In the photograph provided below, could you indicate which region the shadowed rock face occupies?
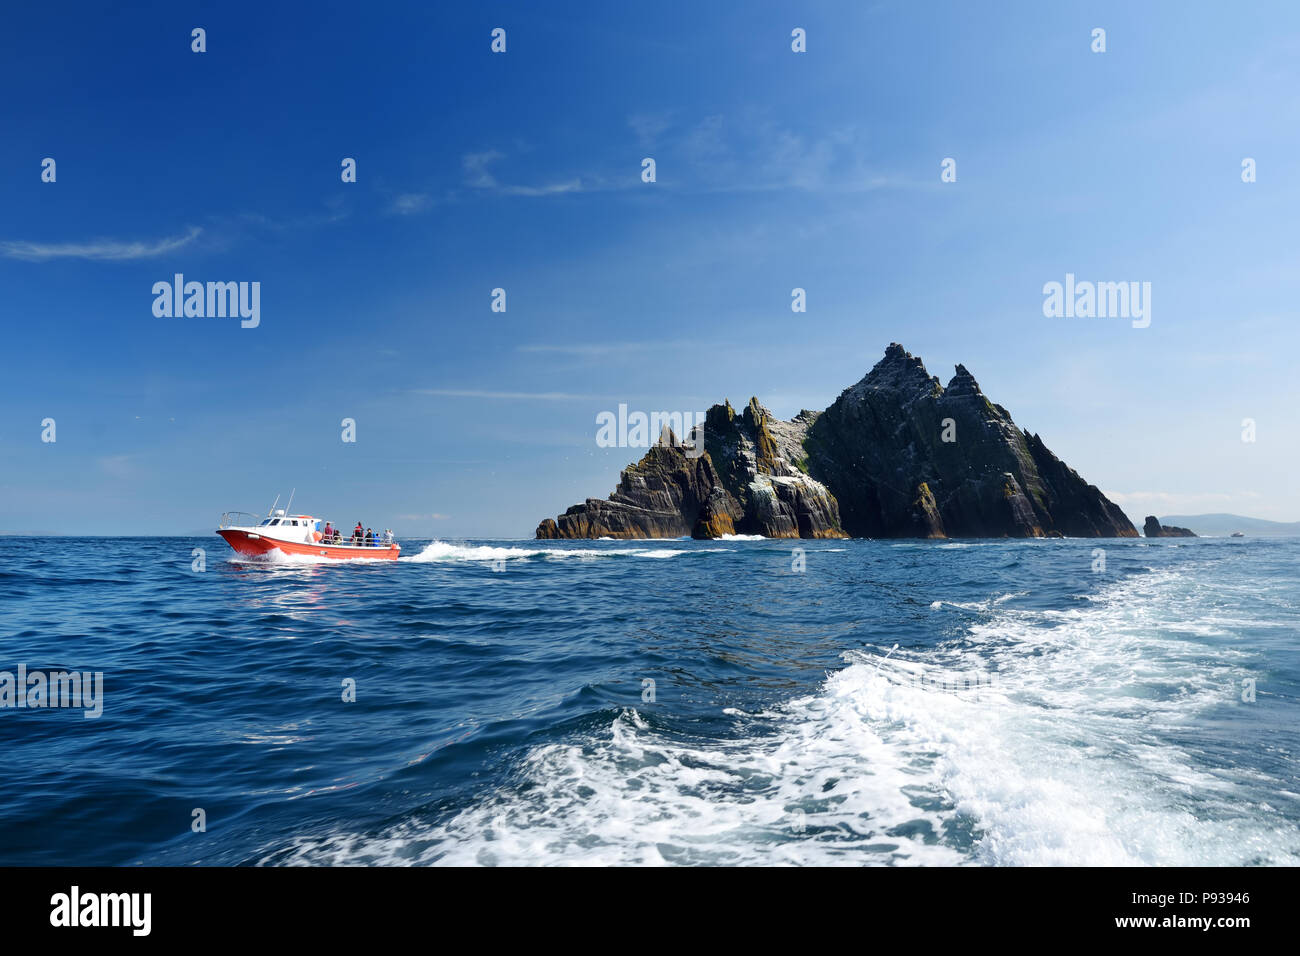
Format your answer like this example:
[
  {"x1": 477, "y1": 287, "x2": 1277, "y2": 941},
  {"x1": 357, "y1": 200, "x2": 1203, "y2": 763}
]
[
  {"x1": 535, "y1": 343, "x2": 1137, "y2": 540},
  {"x1": 535, "y1": 441, "x2": 741, "y2": 540},
  {"x1": 804, "y1": 344, "x2": 1136, "y2": 538},
  {"x1": 1143, "y1": 516, "x2": 1197, "y2": 538}
]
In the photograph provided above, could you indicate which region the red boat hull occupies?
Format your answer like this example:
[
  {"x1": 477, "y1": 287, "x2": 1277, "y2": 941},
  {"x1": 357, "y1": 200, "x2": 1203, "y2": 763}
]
[{"x1": 218, "y1": 529, "x2": 400, "y2": 560}]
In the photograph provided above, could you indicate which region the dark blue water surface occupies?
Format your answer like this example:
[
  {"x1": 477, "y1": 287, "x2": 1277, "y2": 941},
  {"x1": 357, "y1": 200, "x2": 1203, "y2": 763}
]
[{"x1": 1, "y1": 535, "x2": 1297, "y2": 865}]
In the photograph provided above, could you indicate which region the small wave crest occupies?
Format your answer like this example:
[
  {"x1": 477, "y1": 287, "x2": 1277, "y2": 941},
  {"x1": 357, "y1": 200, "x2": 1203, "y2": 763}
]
[
  {"x1": 401, "y1": 540, "x2": 721, "y2": 563},
  {"x1": 400, "y1": 541, "x2": 542, "y2": 563}
]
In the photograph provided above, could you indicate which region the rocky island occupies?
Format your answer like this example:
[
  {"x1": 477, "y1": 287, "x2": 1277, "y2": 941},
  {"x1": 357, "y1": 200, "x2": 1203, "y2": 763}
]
[
  {"x1": 536, "y1": 343, "x2": 1138, "y2": 540},
  {"x1": 1143, "y1": 516, "x2": 1197, "y2": 538}
]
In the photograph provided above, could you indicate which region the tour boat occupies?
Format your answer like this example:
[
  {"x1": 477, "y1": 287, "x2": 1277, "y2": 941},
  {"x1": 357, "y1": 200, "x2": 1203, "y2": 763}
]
[{"x1": 217, "y1": 498, "x2": 399, "y2": 560}]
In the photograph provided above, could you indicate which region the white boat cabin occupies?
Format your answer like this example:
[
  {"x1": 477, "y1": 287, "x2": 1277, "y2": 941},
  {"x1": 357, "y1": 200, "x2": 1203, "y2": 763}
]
[{"x1": 255, "y1": 511, "x2": 320, "y2": 543}]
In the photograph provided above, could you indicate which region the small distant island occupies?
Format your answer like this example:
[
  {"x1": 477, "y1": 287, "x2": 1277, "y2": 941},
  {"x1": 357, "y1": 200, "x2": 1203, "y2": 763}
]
[
  {"x1": 1143, "y1": 516, "x2": 1197, "y2": 538},
  {"x1": 537, "y1": 343, "x2": 1137, "y2": 540}
]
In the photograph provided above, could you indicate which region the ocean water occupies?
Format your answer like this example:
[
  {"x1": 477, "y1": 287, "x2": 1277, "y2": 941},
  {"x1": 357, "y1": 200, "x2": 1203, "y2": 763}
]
[{"x1": 1, "y1": 534, "x2": 1297, "y2": 866}]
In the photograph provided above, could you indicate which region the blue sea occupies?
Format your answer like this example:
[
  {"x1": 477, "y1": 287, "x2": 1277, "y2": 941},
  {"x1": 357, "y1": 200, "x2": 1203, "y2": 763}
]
[{"x1": 1, "y1": 534, "x2": 1297, "y2": 866}]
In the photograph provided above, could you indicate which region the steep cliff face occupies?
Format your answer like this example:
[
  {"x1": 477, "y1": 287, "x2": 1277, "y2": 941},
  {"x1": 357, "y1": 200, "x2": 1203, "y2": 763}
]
[
  {"x1": 803, "y1": 344, "x2": 1136, "y2": 538},
  {"x1": 535, "y1": 439, "x2": 742, "y2": 540},
  {"x1": 535, "y1": 343, "x2": 1137, "y2": 540},
  {"x1": 703, "y1": 399, "x2": 846, "y2": 539}
]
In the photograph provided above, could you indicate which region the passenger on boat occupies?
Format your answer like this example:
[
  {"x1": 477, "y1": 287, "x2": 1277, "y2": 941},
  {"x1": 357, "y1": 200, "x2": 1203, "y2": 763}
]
[
  {"x1": 353, "y1": 522, "x2": 363, "y2": 545},
  {"x1": 382, "y1": 529, "x2": 394, "y2": 545},
  {"x1": 323, "y1": 522, "x2": 334, "y2": 540},
  {"x1": 366, "y1": 528, "x2": 375, "y2": 546}
]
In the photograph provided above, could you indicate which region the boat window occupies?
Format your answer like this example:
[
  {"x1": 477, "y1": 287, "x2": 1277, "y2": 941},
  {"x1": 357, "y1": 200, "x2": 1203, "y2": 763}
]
[
  {"x1": 271, "y1": 519, "x2": 281, "y2": 526},
  {"x1": 260, "y1": 518, "x2": 272, "y2": 526}
]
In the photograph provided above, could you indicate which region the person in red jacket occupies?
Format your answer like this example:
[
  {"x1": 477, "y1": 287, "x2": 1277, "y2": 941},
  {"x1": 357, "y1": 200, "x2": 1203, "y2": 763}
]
[{"x1": 353, "y1": 522, "x2": 363, "y2": 545}]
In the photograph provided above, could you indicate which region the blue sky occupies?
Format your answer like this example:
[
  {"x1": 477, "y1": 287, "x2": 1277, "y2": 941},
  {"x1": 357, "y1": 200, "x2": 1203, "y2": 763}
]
[{"x1": 2, "y1": 1, "x2": 1298, "y2": 535}]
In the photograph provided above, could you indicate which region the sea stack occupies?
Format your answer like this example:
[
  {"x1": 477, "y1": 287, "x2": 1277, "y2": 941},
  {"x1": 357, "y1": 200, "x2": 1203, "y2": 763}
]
[
  {"x1": 1143, "y1": 516, "x2": 1197, "y2": 538},
  {"x1": 537, "y1": 343, "x2": 1138, "y2": 540}
]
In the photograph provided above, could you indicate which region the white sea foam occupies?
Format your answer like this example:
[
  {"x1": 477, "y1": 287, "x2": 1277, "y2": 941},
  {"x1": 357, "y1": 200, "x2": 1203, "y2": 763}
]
[
  {"x1": 400, "y1": 540, "x2": 710, "y2": 563},
  {"x1": 272, "y1": 698, "x2": 967, "y2": 866},
  {"x1": 929, "y1": 591, "x2": 1028, "y2": 612},
  {"x1": 862, "y1": 570, "x2": 1291, "y2": 865},
  {"x1": 400, "y1": 541, "x2": 543, "y2": 563}
]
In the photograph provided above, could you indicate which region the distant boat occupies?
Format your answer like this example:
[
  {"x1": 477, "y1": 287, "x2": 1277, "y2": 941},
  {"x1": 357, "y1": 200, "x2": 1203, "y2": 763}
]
[{"x1": 1231, "y1": 531, "x2": 1245, "y2": 538}]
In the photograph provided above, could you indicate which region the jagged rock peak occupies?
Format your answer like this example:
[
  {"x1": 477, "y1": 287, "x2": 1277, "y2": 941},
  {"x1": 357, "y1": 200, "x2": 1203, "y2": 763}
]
[
  {"x1": 742, "y1": 396, "x2": 772, "y2": 426},
  {"x1": 944, "y1": 363, "x2": 983, "y2": 399},
  {"x1": 705, "y1": 399, "x2": 736, "y2": 432},
  {"x1": 742, "y1": 397, "x2": 782, "y2": 473},
  {"x1": 856, "y1": 342, "x2": 941, "y2": 396}
]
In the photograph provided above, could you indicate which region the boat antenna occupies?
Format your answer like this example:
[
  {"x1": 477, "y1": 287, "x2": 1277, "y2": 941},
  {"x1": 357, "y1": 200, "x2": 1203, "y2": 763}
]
[
  {"x1": 285, "y1": 487, "x2": 296, "y2": 516},
  {"x1": 268, "y1": 493, "x2": 280, "y2": 517}
]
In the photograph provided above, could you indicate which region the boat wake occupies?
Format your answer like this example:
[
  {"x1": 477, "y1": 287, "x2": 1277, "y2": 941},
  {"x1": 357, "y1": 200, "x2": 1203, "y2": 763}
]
[
  {"x1": 400, "y1": 540, "x2": 728, "y2": 563},
  {"x1": 265, "y1": 561, "x2": 1299, "y2": 866}
]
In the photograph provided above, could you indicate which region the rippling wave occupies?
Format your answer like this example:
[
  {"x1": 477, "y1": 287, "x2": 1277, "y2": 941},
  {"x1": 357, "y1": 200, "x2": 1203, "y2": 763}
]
[{"x1": 0, "y1": 535, "x2": 1295, "y2": 866}]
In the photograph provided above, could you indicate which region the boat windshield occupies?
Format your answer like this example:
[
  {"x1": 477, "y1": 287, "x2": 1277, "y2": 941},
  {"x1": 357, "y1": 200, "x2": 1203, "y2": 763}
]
[{"x1": 260, "y1": 518, "x2": 273, "y2": 526}]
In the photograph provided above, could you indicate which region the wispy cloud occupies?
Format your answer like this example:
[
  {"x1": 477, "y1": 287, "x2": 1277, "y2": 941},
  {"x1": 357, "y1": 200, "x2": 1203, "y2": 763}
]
[
  {"x1": 504, "y1": 180, "x2": 583, "y2": 197},
  {"x1": 667, "y1": 113, "x2": 908, "y2": 194},
  {"x1": 628, "y1": 111, "x2": 673, "y2": 147},
  {"x1": 97, "y1": 454, "x2": 136, "y2": 479},
  {"x1": 235, "y1": 202, "x2": 350, "y2": 232},
  {"x1": 460, "y1": 116, "x2": 895, "y2": 203},
  {"x1": 462, "y1": 149, "x2": 504, "y2": 187},
  {"x1": 397, "y1": 512, "x2": 450, "y2": 521},
  {"x1": 462, "y1": 150, "x2": 583, "y2": 196},
  {"x1": 1, "y1": 226, "x2": 203, "y2": 262},
  {"x1": 516, "y1": 340, "x2": 697, "y2": 357},
  {"x1": 411, "y1": 388, "x2": 597, "y2": 401},
  {"x1": 388, "y1": 193, "x2": 432, "y2": 215}
]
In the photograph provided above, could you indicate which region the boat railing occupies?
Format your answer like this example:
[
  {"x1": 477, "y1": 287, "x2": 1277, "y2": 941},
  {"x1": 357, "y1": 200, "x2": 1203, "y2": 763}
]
[
  {"x1": 218, "y1": 511, "x2": 263, "y2": 529},
  {"x1": 319, "y1": 532, "x2": 397, "y2": 548}
]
